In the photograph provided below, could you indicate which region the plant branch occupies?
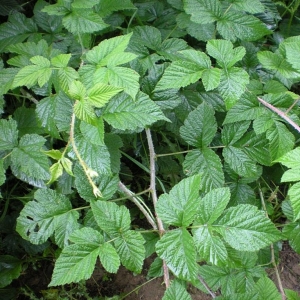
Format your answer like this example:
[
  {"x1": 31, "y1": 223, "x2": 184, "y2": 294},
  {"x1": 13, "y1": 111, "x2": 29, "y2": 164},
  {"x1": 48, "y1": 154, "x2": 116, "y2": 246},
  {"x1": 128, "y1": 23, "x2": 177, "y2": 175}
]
[
  {"x1": 118, "y1": 182, "x2": 157, "y2": 230},
  {"x1": 258, "y1": 184, "x2": 286, "y2": 300},
  {"x1": 20, "y1": 88, "x2": 39, "y2": 105},
  {"x1": 145, "y1": 128, "x2": 170, "y2": 288},
  {"x1": 257, "y1": 97, "x2": 300, "y2": 134},
  {"x1": 198, "y1": 275, "x2": 217, "y2": 298},
  {"x1": 70, "y1": 109, "x2": 102, "y2": 198}
]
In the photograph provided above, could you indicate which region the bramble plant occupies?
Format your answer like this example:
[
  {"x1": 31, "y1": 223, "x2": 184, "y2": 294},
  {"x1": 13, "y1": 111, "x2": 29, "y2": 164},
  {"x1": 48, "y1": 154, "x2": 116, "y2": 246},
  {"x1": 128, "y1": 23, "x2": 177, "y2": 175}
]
[{"x1": 0, "y1": 0, "x2": 300, "y2": 299}]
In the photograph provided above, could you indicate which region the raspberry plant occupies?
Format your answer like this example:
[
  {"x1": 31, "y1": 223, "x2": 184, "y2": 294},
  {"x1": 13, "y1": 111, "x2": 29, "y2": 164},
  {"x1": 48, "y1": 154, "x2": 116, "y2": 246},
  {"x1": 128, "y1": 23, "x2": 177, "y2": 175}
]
[{"x1": 0, "y1": 0, "x2": 300, "y2": 299}]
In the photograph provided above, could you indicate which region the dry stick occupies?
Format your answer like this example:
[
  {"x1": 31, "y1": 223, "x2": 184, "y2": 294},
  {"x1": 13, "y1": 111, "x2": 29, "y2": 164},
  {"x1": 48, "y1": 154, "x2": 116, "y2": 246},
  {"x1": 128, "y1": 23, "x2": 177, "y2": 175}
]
[
  {"x1": 257, "y1": 97, "x2": 300, "y2": 134},
  {"x1": 198, "y1": 275, "x2": 217, "y2": 298},
  {"x1": 118, "y1": 182, "x2": 157, "y2": 230},
  {"x1": 258, "y1": 185, "x2": 286, "y2": 300},
  {"x1": 145, "y1": 128, "x2": 170, "y2": 288}
]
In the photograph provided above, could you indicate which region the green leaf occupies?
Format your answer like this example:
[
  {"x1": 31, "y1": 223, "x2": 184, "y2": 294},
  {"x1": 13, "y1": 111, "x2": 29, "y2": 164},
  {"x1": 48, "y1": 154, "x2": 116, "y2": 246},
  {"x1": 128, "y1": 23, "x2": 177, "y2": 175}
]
[
  {"x1": 216, "y1": 204, "x2": 280, "y2": 251},
  {"x1": 60, "y1": 157, "x2": 74, "y2": 176},
  {"x1": 56, "y1": 67, "x2": 79, "y2": 93},
  {"x1": 162, "y1": 280, "x2": 192, "y2": 300},
  {"x1": 91, "y1": 200, "x2": 131, "y2": 236},
  {"x1": 285, "y1": 289, "x2": 300, "y2": 300},
  {"x1": 43, "y1": 150, "x2": 62, "y2": 160},
  {"x1": 114, "y1": 231, "x2": 144, "y2": 273},
  {"x1": 0, "y1": 256, "x2": 22, "y2": 288},
  {"x1": 0, "y1": 159, "x2": 5, "y2": 186},
  {"x1": 207, "y1": 40, "x2": 246, "y2": 69},
  {"x1": 183, "y1": 148, "x2": 225, "y2": 192},
  {"x1": 221, "y1": 121, "x2": 251, "y2": 146},
  {"x1": 87, "y1": 84, "x2": 123, "y2": 108},
  {"x1": 0, "y1": 68, "x2": 18, "y2": 95},
  {"x1": 254, "y1": 276, "x2": 281, "y2": 300},
  {"x1": 183, "y1": 0, "x2": 222, "y2": 24},
  {"x1": 156, "y1": 175, "x2": 201, "y2": 226},
  {"x1": 103, "y1": 92, "x2": 169, "y2": 131},
  {"x1": 283, "y1": 222, "x2": 300, "y2": 253},
  {"x1": 11, "y1": 134, "x2": 50, "y2": 187},
  {"x1": 275, "y1": 147, "x2": 300, "y2": 168},
  {"x1": 13, "y1": 56, "x2": 52, "y2": 88},
  {"x1": 16, "y1": 188, "x2": 79, "y2": 246},
  {"x1": 49, "y1": 228, "x2": 103, "y2": 286},
  {"x1": 80, "y1": 120, "x2": 104, "y2": 146},
  {"x1": 227, "y1": 0, "x2": 265, "y2": 14},
  {"x1": 266, "y1": 121, "x2": 295, "y2": 161},
  {"x1": 96, "y1": 0, "x2": 136, "y2": 17},
  {"x1": 218, "y1": 67, "x2": 249, "y2": 109},
  {"x1": 73, "y1": 100, "x2": 97, "y2": 124},
  {"x1": 288, "y1": 182, "x2": 300, "y2": 221},
  {"x1": 0, "y1": 119, "x2": 18, "y2": 151},
  {"x1": 48, "y1": 162, "x2": 63, "y2": 184},
  {"x1": 281, "y1": 168, "x2": 300, "y2": 182},
  {"x1": 0, "y1": 12, "x2": 38, "y2": 53},
  {"x1": 180, "y1": 102, "x2": 217, "y2": 147},
  {"x1": 68, "y1": 80, "x2": 86, "y2": 101},
  {"x1": 148, "y1": 257, "x2": 163, "y2": 278},
  {"x1": 156, "y1": 228, "x2": 198, "y2": 281},
  {"x1": 98, "y1": 243, "x2": 120, "y2": 274},
  {"x1": 217, "y1": 12, "x2": 271, "y2": 42},
  {"x1": 202, "y1": 68, "x2": 221, "y2": 91},
  {"x1": 285, "y1": 41, "x2": 300, "y2": 70},
  {"x1": 51, "y1": 53, "x2": 71, "y2": 68}
]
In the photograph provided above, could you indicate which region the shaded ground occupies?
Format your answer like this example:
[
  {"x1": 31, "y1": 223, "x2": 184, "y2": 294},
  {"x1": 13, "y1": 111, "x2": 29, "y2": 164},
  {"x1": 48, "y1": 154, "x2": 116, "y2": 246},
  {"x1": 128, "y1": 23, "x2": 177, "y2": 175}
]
[{"x1": 12, "y1": 244, "x2": 300, "y2": 299}]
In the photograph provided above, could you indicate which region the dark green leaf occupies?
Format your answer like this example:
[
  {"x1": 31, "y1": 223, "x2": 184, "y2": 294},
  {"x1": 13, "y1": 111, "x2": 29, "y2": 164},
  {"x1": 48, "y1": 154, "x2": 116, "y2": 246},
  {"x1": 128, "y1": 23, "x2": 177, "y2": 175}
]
[
  {"x1": 0, "y1": 119, "x2": 18, "y2": 151},
  {"x1": 163, "y1": 280, "x2": 192, "y2": 300}
]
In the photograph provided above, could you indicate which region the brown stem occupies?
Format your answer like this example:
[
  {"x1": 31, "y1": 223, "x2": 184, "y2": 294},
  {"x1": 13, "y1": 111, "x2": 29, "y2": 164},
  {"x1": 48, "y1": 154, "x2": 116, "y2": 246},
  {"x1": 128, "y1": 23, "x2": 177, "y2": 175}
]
[
  {"x1": 145, "y1": 128, "x2": 170, "y2": 288},
  {"x1": 198, "y1": 275, "x2": 217, "y2": 298}
]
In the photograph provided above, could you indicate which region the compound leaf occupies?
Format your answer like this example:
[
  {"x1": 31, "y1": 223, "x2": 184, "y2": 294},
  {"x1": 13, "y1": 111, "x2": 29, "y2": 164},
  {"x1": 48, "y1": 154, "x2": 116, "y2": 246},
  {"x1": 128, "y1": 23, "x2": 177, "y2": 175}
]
[
  {"x1": 99, "y1": 243, "x2": 120, "y2": 274},
  {"x1": 156, "y1": 175, "x2": 201, "y2": 227},
  {"x1": 156, "y1": 228, "x2": 198, "y2": 281},
  {"x1": 162, "y1": 280, "x2": 192, "y2": 300},
  {"x1": 255, "y1": 276, "x2": 282, "y2": 300},
  {"x1": 202, "y1": 67, "x2": 221, "y2": 91}
]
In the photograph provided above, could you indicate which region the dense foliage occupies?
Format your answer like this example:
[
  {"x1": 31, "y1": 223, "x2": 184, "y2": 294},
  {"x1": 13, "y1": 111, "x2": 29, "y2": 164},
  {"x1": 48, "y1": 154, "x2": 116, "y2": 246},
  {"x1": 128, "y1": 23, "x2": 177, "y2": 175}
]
[{"x1": 0, "y1": 0, "x2": 300, "y2": 299}]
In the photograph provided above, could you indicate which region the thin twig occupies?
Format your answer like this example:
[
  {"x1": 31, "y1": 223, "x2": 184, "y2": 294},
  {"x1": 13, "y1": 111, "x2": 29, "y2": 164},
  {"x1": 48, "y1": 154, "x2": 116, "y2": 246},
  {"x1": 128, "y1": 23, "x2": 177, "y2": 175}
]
[
  {"x1": 257, "y1": 97, "x2": 300, "y2": 134},
  {"x1": 145, "y1": 128, "x2": 170, "y2": 288},
  {"x1": 118, "y1": 182, "x2": 157, "y2": 230},
  {"x1": 258, "y1": 184, "x2": 286, "y2": 300},
  {"x1": 20, "y1": 88, "x2": 39, "y2": 105},
  {"x1": 198, "y1": 275, "x2": 217, "y2": 298}
]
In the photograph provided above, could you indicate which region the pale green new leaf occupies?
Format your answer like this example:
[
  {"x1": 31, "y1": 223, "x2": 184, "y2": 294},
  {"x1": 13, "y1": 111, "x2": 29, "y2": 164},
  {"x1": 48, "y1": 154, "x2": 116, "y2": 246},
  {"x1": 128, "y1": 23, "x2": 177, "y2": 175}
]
[
  {"x1": 255, "y1": 276, "x2": 282, "y2": 300},
  {"x1": 49, "y1": 228, "x2": 103, "y2": 286},
  {"x1": 73, "y1": 100, "x2": 97, "y2": 124},
  {"x1": 223, "y1": 146, "x2": 258, "y2": 178},
  {"x1": 91, "y1": 200, "x2": 131, "y2": 236},
  {"x1": 183, "y1": 148, "x2": 224, "y2": 192},
  {"x1": 216, "y1": 204, "x2": 280, "y2": 251},
  {"x1": 218, "y1": 67, "x2": 249, "y2": 109},
  {"x1": 68, "y1": 80, "x2": 86, "y2": 101},
  {"x1": 0, "y1": 119, "x2": 18, "y2": 151},
  {"x1": 114, "y1": 230, "x2": 145, "y2": 273},
  {"x1": 281, "y1": 168, "x2": 300, "y2": 182},
  {"x1": 156, "y1": 228, "x2": 198, "y2": 281},
  {"x1": 156, "y1": 175, "x2": 201, "y2": 226},
  {"x1": 197, "y1": 188, "x2": 230, "y2": 224},
  {"x1": 285, "y1": 41, "x2": 300, "y2": 70},
  {"x1": 206, "y1": 40, "x2": 246, "y2": 69},
  {"x1": 183, "y1": 0, "x2": 222, "y2": 24},
  {"x1": 285, "y1": 289, "x2": 300, "y2": 300},
  {"x1": 87, "y1": 84, "x2": 123, "y2": 108},
  {"x1": 275, "y1": 147, "x2": 300, "y2": 168},
  {"x1": 193, "y1": 226, "x2": 228, "y2": 265},
  {"x1": 103, "y1": 92, "x2": 169, "y2": 131},
  {"x1": 60, "y1": 157, "x2": 73, "y2": 176},
  {"x1": 11, "y1": 134, "x2": 50, "y2": 187},
  {"x1": 62, "y1": 9, "x2": 108, "y2": 34},
  {"x1": 13, "y1": 56, "x2": 52, "y2": 88},
  {"x1": 217, "y1": 12, "x2": 271, "y2": 42},
  {"x1": 162, "y1": 280, "x2": 192, "y2": 300},
  {"x1": 288, "y1": 182, "x2": 300, "y2": 221},
  {"x1": 51, "y1": 53, "x2": 71, "y2": 68},
  {"x1": 202, "y1": 68, "x2": 221, "y2": 91},
  {"x1": 266, "y1": 121, "x2": 295, "y2": 161},
  {"x1": 99, "y1": 243, "x2": 120, "y2": 273},
  {"x1": 180, "y1": 102, "x2": 217, "y2": 147},
  {"x1": 56, "y1": 67, "x2": 79, "y2": 93},
  {"x1": 48, "y1": 162, "x2": 63, "y2": 184},
  {"x1": 16, "y1": 188, "x2": 79, "y2": 246}
]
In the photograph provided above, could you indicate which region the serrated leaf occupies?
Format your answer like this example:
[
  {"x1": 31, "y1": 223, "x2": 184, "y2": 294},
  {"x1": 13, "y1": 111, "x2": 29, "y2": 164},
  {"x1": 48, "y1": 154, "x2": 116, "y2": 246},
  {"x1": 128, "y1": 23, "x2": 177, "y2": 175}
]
[
  {"x1": 223, "y1": 146, "x2": 258, "y2": 178},
  {"x1": 56, "y1": 67, "x2": 79, "y2": 93},
  {"x1": 53, "y1": 92, "x2": 73, "y2": 132},
  {"x1": 114, "y1": 230, "x2": 145, "y2": 273},
  {"x1": 216, "y1": 204, "x2": 280, "y2": 251},
  {"x1": 99, "y1": 243, "x2": 120, "y2": 273},
  {"x1": 103, "y1": 92, "x2": 169, "y2": 130},
  {"x1": 0, "y1": 256, "x2": 22, "y2": 288},
  {"x1": 266, "y1": 121, "x2": 295, "y2": 161},
  {"x1": 255, "y1": 276, "x2": 281, "y2": 300},
  {"x1": 11, "y1": 134, "x2": 50, "y2": 187},
  {"x1": 202, "y1": 68, "x2": 221, "y2": 91},
  {"x1": 180, "y1": 102, "x2": 217, "y2": 147},
  {"x1": 51, "y1": 53, "x2": 71, "y2": 67},
  {"x1": 105, "y1": 133, "x2": 123, "y2": 173},
  {"x1": 68, "y1": 80, "x2": 86, "y2": 101},
  {"x1": 80, "y1": 120, "x2": 104, "y2": 146},
  {"x1": 0, "y1": 12, "x2": 38, "y2": 53},
  {"x1": 62, "y1": 9, "x2": 108, "y2": 34},
  {"x1": 183, "y1": 148, "x2": 224, "y2": 192},
  {"x1": 217, "y1": 12, "x2": 271, "y2": 42},
  {"x1": 0, "y1": 68, "x2": 18, "y2": 95},
  {"x1": 283, "y1": 222, "x2": 300, "y2": 253},
  {"x1": 162, "y1": 280, "x2": 192, "y2": 300},
  {"x1": 60, "y1": 157, "x2": 74, "y2": 176},
  {"x1": 156, "y1": 175, "x2": 201, "y2": 226},
  {"x1": 221, "y1": 121, "x2": 251, "y2": 146},
  {"x1": 228, "y1": 0, "x2": 265, "y2": 14},
  {"x1": 49, "y1": 228, "x2": 103, "y2": 286},
  {"x1": 218, "y1": 67, "x2": 249, "y2": 109},
  {"x1": 285, "y1": 41, "x2": 300, "y2": 70},
  {"x1": 87, "y1": 83, "x2": 123, "y2": 108},
  {"x1": 48, "y1": 162, "x2": 63, "y2": 184},
  {"x1": 207, "y1": 40, "x2": 246, "y2": 69},
  {"x1": 148, "y1": 257, "x2": 163, "y2": 278},
  {"x1": 281, "y1": 168, "x2": 300, "y2": 182},
  {"x1": 285, "y1": 289, "x2": 300, "y2": 300},
  {"x1": 156, "y1": 228, "x2": 198, "y2": 281},
  {"x1": 288, "y1": 182, "x2": 300, "y2": 221},
  {"x1": 43, "y1": 149, "x2": 62, "y2": 160},
  {"x1": 97, "y1": 0, "x2": 136, "y2": 17},
  {"x1": 183, "y1": 0, "x2": 222, "y2": 24},
  {"x1": 73, "y1": 100, "x2": 96, "y2": 124},
  {"x1": 193, "y1": 226, "x2": 228, "y2": 265},
  {"x1": 275, "y1": 147, "x2": 300, "y2": 168},
  {"x1": 16, "y1": 188, "x2": 79, "y2": 246},
  {"x1": 91, "y1": 200, "x2": 130, "y2": 236},
  {"x1": 0, "y1": 119, "x2": 18, "y2": 151}
]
